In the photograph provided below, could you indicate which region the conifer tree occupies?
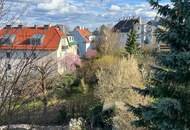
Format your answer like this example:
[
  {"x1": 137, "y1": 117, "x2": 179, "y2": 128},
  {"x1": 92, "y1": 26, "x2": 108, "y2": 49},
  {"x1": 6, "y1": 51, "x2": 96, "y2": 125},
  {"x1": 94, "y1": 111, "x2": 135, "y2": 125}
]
[
  {"x1": 129, "y1": 0, "x2": 190, "y2": 129},
  {"x1": 125, "y1": 29, "x2": 139, "y2": 55}
]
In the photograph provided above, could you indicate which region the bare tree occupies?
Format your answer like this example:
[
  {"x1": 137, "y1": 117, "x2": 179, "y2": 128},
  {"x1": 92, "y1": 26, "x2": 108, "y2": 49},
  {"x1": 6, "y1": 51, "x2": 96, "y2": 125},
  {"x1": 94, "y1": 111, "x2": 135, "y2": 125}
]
[
  {"x1": 32, "y1": 59, "x2": 57, "y2": 118},
  {"x1": 94, "y1": 25, "x2": 120, "y2": 55},
  {"x1": 0, "y1": 2, "x2": 59, "y2": 123},
  {"x1": 0, "y1": 51, "x2": 39, "y2": 123}
]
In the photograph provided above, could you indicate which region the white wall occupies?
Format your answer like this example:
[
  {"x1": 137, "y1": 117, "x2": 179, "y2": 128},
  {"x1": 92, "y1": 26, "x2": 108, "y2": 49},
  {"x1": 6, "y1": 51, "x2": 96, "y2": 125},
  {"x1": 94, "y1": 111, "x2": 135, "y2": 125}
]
[
  {"x1": 0, "y1": 37, "x2": 78, "y2": 75},
  {"x1": 145, "y1": 25, "x2": 157, "y2": 44},
  {"x1": 56, "y1": 37, "x2": 77, "y2": 74},
  {"x1": 0, "y1": 50, "x2": 57, "y2": 78},
  {"x1": 119, "y1": 23, "x2": 155, "y2": 46}
]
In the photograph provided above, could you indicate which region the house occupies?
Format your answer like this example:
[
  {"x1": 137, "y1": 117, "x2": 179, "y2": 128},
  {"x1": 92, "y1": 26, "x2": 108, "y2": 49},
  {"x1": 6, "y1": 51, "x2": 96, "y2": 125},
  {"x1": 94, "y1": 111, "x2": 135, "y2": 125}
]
[
  {"x1": 72, "y1": 26, "x2": 95, "y2": 57},
  {"x1": 145, "y1": 20, "x2": 159, "y2": 44},
  {"x1": 66, "y1": 34, "x2": 78, "y2": 54},
  {"x1": 145, "y1": 19, "x2": 169, "y2": 51},
  {"x1": 0, "y1": 24, "x2": 78, "y2": 74},
  {"x1": 113, "y1": 17, "x2": 146, "y2": 47}
]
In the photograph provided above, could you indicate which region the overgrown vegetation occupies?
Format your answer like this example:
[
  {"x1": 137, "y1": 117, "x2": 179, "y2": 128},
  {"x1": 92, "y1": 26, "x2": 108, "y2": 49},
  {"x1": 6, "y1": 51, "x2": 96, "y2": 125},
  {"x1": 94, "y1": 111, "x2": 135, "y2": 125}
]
[
  {"x1": 2, "y1": 1, "x2": 189, "y2": 130},
  {"x1": 0, "y1": 22, "x2": 154, "y2": 129},
  {"x1": 95, "y1": 55, "x2": 146, "y2": 129},
  {"x1": 129, "y1": 0, "x2": 190, "y2": 130}
]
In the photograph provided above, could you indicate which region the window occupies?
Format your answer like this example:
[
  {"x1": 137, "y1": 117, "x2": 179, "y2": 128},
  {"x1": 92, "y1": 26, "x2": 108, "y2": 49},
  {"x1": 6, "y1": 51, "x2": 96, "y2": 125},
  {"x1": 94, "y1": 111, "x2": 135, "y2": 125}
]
[
  {"x1": 23, "y1": 52, "x2": 27, "y2": 58},
  {"x1": 7, "y1": 64, "x2": 11, "y2": 70},
  {"x1": 6, "y1": 52, "x2": 11, "y2": 58},
  {"x1": 29, "y1": 34, "x2": 45, "y2": 45},
  {"x1": 0, "y1": 34, "x2": 16, "y2": 45},
  {"x1": 77, "y1": 48, "x2": 80, "y2": 55},
  {"x1": 32, "y1": 52, "x2": 37, "y2": 58},
  {"x1": 62, "y1": 46, "x2": 68, "y2": 51}
]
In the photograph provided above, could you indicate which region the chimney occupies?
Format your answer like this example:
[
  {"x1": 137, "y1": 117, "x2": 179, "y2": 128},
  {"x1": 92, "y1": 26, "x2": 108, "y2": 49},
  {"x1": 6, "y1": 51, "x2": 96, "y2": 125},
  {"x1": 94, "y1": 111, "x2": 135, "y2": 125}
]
[
  {"x1": 5, "y1": 25, "x2": 12, "y2": 29},
  {"x1": 34, "y1": 24, "x2": 38, "y2": 29},
  {"x1": 79, "y1": 26, "x2": 85, "y2": 29},
  {"x1": 139, "y1": 17, "x2": 142, "y2": 24},
  {"x1": 56, "y1": 24, "x2": 66, "y2": 33},
  {"x1": 18, "y1": 24, "x2": 23, "y2": 29},
  {"x1": 44, "y1": 24, "x2": 51, "y2": 29}
]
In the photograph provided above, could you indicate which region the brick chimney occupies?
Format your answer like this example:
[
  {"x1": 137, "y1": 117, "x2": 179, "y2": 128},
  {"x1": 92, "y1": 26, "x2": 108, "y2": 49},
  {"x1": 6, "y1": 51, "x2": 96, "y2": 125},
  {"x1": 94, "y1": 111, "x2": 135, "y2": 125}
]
[
  {"x1": 5, "y1": 25, "x2": 12, "y2": 29},
  {"x1": 18, "y1": 24, "x2": 23, "y2": 29},
  {"x1": 34, "y1": 24, "x2": 38, "y2": 29},
  {"x1": 44, "y1": 24, "x2": 51, "y2": 29}
]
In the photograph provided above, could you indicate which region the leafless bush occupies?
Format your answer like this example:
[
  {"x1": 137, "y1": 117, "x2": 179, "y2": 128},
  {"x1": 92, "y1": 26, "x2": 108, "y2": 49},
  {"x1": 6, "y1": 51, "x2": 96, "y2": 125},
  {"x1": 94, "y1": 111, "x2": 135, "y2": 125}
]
[
  {"x1": 0, "y1": 51, "x2": 38, "y2": 123},
  {"x1": 95, "y1": 56, "x2": 143, "y2": 103},
  {"x1": 31, "y1": 59, "x2": 58, "y2": 118},
  {"x1": 95, "y1": 55, "x2": 148, "y2": 129},
  {"x1": 94, "y1": 25, "x2": 120, "y2": 55}
]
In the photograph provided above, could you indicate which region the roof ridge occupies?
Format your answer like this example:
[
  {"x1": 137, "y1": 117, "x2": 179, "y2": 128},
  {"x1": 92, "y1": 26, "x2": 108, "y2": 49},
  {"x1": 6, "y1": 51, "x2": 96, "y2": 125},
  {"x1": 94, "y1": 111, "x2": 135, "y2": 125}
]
[{"x1": 53, "y1": 26, "x2": 64, "y2": 38}]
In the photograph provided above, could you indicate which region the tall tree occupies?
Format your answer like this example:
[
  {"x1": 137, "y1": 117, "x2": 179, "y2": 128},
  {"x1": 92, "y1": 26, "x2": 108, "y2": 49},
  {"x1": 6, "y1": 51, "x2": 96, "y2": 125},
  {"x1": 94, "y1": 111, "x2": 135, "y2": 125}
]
[
  {"x1": 125, "y1": 29, "x2": 139, "y2": 56},
  {"x1": 129, "y1": 0, "x2": 190, "y2": 129},
  {"x1": 95, "y1": 25, "x2": 120, "y2": 55}
]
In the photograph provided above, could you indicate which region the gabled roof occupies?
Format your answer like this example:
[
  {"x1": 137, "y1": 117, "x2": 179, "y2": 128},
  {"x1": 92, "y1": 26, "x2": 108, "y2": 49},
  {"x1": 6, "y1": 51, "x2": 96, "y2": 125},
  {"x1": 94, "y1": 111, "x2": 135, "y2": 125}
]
[
  {"x1": 76, "y1": 28, "x2": 91, "y2": 43},
  {"x1": 113, "y1": 18, "x2": 140, "y2": 33},
  {"x1": 0, "y1": 26, "x2": 64, "y2": 50}
]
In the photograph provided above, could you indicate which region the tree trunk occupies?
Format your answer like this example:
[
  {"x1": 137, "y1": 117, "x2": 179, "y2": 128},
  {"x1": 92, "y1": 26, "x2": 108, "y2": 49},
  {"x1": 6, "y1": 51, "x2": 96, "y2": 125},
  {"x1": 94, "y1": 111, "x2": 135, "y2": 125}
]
[
  {"x1": 43, "y1": 95, "x2": 48, "y2": 115},
  {"x1": 41, "y1": 76, "x2": 48, "y2": 123}
]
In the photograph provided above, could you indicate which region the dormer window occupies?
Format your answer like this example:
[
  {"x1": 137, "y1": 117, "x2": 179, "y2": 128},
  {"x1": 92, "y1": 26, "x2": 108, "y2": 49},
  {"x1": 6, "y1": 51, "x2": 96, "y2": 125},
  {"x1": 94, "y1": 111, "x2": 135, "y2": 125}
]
[
  {"x1": 0, "y1": 34, "x2": 16, "y2": 45},
  {"x1": 29, "y1": 34, "x2": 45, "y2": 45}
]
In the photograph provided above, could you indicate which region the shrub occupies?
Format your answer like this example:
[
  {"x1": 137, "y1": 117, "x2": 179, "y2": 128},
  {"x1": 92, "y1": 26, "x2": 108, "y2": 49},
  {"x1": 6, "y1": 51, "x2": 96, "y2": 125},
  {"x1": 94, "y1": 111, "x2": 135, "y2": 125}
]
[
  {"x1": 58, "y1": 53, "x2": 81, "y2": 72},
  {"x1": 95, "y1": 56, "x2": 143, "y2": 103},
  {"x1": 95, "y1": 56, "x2": 147, "y2": 129}
]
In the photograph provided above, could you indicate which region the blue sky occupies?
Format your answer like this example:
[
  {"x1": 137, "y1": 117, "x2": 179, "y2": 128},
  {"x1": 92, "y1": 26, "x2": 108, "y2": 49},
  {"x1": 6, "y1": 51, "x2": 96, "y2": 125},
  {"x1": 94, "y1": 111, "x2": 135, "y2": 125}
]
[{"x1": 4, "y1": 0, "x2": 170, "y2": 30}]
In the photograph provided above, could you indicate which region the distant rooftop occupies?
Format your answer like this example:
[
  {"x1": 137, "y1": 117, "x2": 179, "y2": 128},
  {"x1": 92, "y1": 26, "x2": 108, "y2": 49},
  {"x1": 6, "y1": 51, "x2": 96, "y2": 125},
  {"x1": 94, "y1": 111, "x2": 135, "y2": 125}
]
[{"x1": 113, "y1": 17, "x2": 141, "y2": 33}]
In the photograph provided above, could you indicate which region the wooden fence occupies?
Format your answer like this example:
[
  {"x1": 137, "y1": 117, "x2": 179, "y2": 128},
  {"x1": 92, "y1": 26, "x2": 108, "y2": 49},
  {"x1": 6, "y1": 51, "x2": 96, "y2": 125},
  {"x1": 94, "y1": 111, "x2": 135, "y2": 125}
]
[{"x1": 158, "y1": 44, "x2": 170, "y2": 51}]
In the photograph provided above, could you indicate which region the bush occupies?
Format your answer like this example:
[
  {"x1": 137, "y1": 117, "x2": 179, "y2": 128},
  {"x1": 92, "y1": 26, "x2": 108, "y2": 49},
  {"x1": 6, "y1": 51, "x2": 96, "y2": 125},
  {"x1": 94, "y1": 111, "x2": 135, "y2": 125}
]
[
  {"x1": 95, "y1": 55, "x2": 147, "y2": 129},
  {"x1": 95, "y1": 56, "x2": 144, "y2": 103}
]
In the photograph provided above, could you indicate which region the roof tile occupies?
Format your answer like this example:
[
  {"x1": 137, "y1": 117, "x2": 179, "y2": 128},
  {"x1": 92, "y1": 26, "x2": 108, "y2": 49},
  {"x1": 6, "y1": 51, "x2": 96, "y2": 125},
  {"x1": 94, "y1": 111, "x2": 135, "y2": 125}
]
[{"x1": 0, "y1": 26, "x2": 64, "y2": 50}]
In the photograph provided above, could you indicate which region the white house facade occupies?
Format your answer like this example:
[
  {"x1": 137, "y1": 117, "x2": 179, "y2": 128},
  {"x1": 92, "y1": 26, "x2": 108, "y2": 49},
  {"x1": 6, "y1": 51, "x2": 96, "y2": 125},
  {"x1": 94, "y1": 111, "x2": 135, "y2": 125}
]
[
  {"x1": 0, "y1": 25, "x2": 78, "y2": 74},
  {"x1": 113, "y1": 17, "x2": 162, "y2": 47}
]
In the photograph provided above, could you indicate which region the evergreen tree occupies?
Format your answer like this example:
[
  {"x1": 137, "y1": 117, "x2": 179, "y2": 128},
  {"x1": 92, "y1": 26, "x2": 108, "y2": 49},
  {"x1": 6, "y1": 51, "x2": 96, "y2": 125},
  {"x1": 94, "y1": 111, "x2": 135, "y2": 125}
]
[
  {"x1": 125, "y1": 29, "x2": 139, "y2": 55},
  {"x1": 129, "y1": 0, "x2": 190, "y2": 129}
]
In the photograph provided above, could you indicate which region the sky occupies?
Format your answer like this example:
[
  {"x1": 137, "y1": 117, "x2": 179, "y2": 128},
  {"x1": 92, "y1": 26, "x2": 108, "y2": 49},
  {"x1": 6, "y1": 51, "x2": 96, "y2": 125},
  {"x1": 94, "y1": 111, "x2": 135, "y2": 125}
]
[{"x1": 4, "y1": 0, "x2": 170, "y2": 30}]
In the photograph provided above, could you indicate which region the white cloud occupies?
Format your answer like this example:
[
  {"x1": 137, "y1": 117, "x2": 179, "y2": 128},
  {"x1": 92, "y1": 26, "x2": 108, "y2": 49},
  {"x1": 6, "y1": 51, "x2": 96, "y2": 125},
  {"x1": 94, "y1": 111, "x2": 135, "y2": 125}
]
[
  {"x1": 37, "y1": 0, "x2": 79, "y2": 14},
  {"x1": 109, "y1": 5, "x2": 121, "y2": 12},
  {"x1": 37, "y1": 0, "x2": 61, "y2": 10},
  {"x1": 4, "y1": 0, "x2": 162, "y2": 29},
  {"x1": 143, "y1": 11, "x2": 157, "y2": 18}
]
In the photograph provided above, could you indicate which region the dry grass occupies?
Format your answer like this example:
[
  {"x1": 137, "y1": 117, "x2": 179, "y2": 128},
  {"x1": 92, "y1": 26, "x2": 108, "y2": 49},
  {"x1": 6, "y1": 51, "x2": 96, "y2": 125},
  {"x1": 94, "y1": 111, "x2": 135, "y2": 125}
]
[
  {"x1": 95, "y1": 55, "x2": 148, "y2": 130},
  {"x1": 141, "y1": 43, "x2": 158, "y2": 54},
  {"x1": 95, "y1": 55, "x2": 144, "y2": 104}
]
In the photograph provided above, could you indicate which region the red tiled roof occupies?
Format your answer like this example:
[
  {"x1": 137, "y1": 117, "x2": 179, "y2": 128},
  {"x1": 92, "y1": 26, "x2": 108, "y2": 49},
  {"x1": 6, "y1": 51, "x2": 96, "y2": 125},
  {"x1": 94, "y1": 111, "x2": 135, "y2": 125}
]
[
  {"x1": 0, "y1": 26, "x2": 64, "y2": 50},
  {"x1": 77, "y1": 28, "x2": 91, "y2": 43}
]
